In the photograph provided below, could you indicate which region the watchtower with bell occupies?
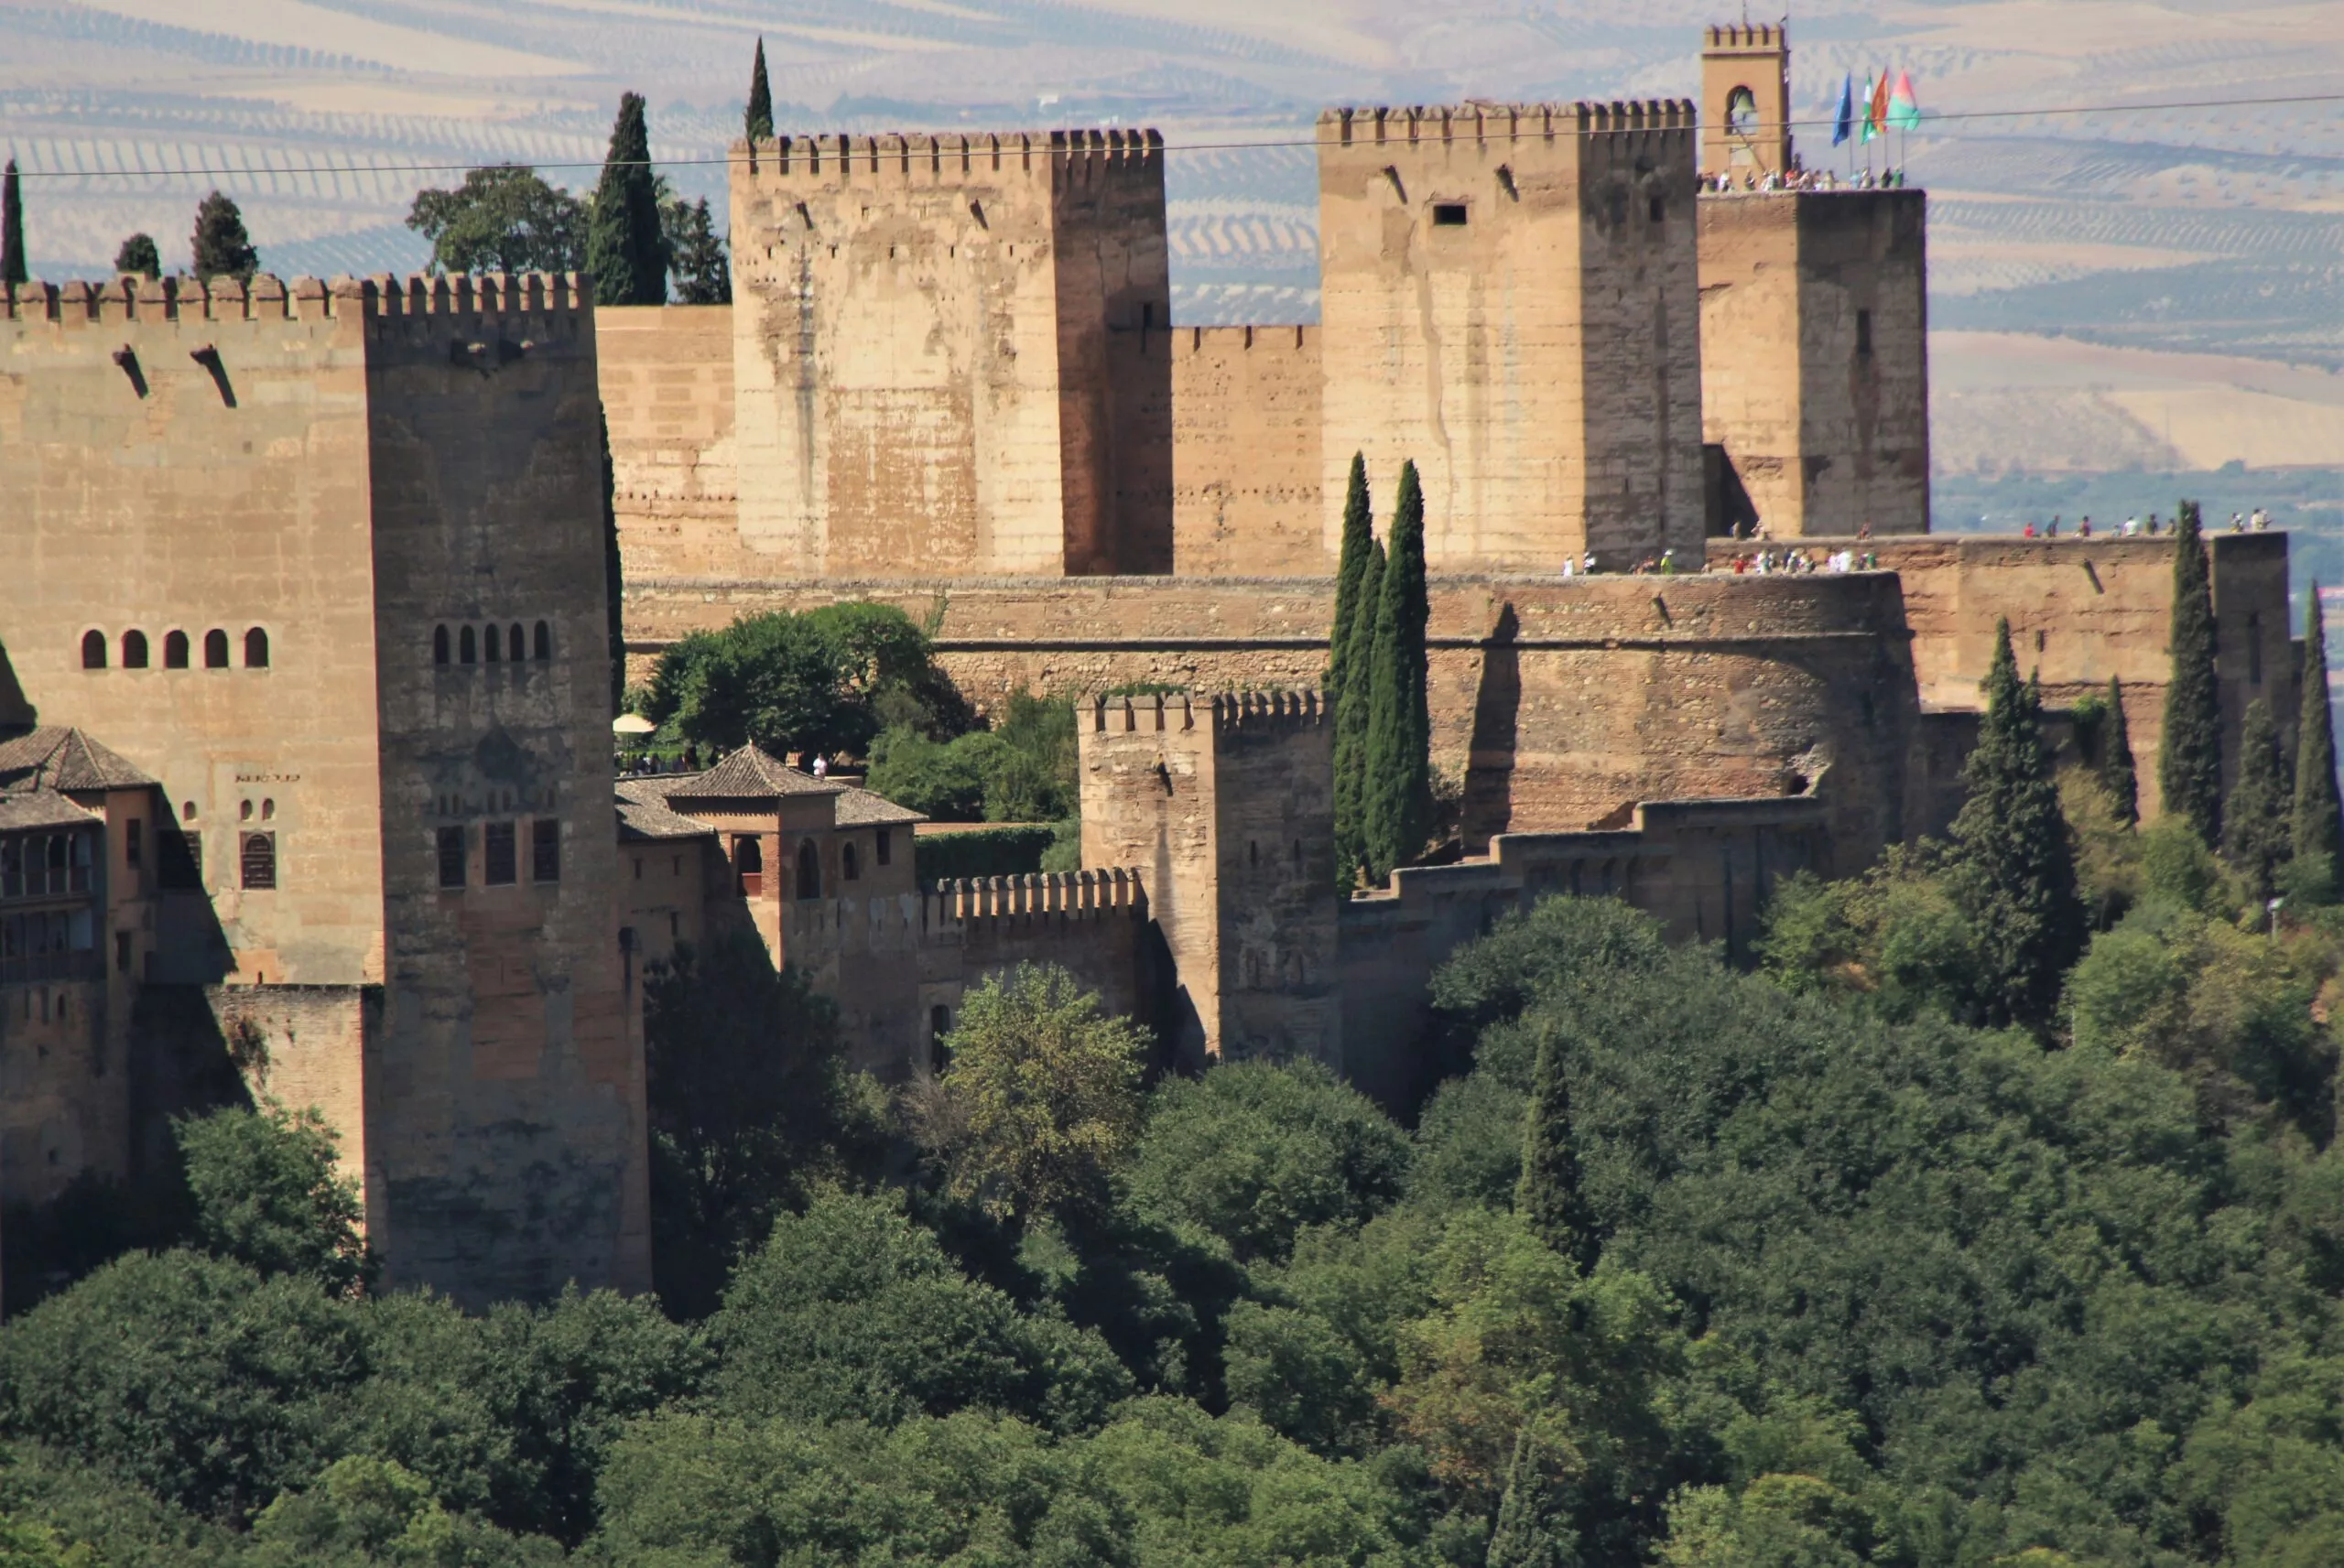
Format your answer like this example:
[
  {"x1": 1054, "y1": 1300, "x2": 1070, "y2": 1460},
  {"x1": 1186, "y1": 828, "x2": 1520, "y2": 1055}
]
[{"x1": 1701, "y1": 23, "x2": 1794, "y2": 179}]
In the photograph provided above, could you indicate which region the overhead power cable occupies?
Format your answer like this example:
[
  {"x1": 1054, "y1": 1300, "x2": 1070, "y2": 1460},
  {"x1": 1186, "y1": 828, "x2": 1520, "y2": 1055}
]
[{"x1": 5, "y1": 88, "x2": 2342, "y2": 181}]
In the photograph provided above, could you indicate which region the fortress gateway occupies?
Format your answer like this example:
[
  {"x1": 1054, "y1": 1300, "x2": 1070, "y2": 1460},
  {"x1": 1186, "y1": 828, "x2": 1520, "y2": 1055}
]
[{"x1": 0, "y1": 27, "x2": 2300, "y2": 1302}]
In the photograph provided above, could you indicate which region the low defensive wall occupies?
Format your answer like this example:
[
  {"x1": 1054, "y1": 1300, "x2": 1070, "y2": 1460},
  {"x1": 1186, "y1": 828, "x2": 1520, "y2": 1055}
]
[
  {"x1": 1339, "y1": 795, "x2": 1826, "y2": 1108},
  {"x1": 1713, "y1": 531, "x2": 2299, "y2": 815},
  {"x1": 632, "y1": 570, "x2": 1919, "y2": 876}
]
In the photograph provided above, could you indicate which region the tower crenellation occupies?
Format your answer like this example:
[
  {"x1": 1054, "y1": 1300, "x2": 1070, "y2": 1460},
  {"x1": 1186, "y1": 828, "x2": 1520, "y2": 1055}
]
[
  {"x1": 737, "y1": 127, "x2": 1162, "y2": 188},
  {"x1": 4, "y1": 271, "x2": 591, "y2": 328}
]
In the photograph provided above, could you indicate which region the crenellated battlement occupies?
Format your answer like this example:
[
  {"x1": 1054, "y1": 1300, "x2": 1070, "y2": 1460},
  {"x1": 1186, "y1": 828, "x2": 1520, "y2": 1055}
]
[
  {"x1": 1087, "y1": 689, "x2": 1327, "y2": 735},
  {"x1": 4, "y1": 271, "x2": 589, "y2": 326},
  {"x1": 1170, "y1": 324, "x2": 1314, "y2": 358},
  {"x1": 922, "y1": 868, "x2": 1147, "y2": 929},
  {"x1": 1705, "y1": 22, "x2": 1786, "y2": 49},
  {"x1": 1317, "y1": 100, "x2": 1698, "y2": 146},
  {"x1": 737, "y1": 127, "x2": 1162, "y2": 188}
]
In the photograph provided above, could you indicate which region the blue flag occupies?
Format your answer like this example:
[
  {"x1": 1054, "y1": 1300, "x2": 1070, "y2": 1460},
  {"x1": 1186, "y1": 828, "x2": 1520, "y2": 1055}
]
[{"x1": 1833, "y1": 71, "x2": 1855, "y2": 146}]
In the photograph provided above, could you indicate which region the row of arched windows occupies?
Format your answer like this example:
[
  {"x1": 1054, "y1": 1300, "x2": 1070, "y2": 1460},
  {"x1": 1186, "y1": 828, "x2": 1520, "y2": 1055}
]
[
  {"x1": 434, "y1": 622, "x2": 553, "y2": 666},
  {"x1": 81, "y1": 628, "x2": 267, "y2": 671}
]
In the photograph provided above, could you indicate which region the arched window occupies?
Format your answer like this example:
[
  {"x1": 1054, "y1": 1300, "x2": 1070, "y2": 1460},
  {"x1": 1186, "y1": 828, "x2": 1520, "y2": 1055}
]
[
  {"x1": 796, "y1": 839, "x2": 820, "y2": 901},
  {"x1": 485, "y1": 623, "x2": 502, "y2": 663},
  {"x1": 841, "y1": 841, "x2": 860, "y2": 881},
  {"x1": 244, "y1": 628, "x2": 268, "y2": 668},
  {"x1": 459, "y1": 626, "x2": 476, "y2": 665},
  {"x1": 433, "y1": 626, "x2": 450, "y2": 665},
  {"x1": 121, "y1": 631, "x2": 148, "y2": 669},
  {"x1": 240, "y1": 832, "x2": 276, "y2": 891},
  {"x1": 534, "y1": 621, "x2": 551, "y2": 660},
  {"x1": 203, "y1": 630, "x2": 229, "y2": 669},
  {"x1": 510, "y1": 624, "x2": 526, "y2": 665},
  {"x1": 164, "y1": 631, "x2": 190, "y2": 668},
  {"x1": 733, "y1": 835, "x2": 763, "y2": 895},
  {"x1": 80, "y1": 631, "x2": 106, "y2": 669}
]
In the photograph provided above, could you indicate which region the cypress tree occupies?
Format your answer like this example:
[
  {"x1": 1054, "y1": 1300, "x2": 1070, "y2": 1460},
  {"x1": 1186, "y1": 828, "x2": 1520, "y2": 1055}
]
[
  {"x1": 114, "y1": 232, "x2": 160, "y2": 280},
  {"x1": 1485, "y1": 1424, "x2": 1573, "y2": 1568},
  {"x1": 1946, "y1": 619, "x2": 2085, "y2": 1028},
  {"x1": 2, "y1": 160, "x2": 25, "y2": 291},
  {"x1": 190, "y1": 191, "x2": 258, "y2": 283},
  {"x1": 2100, "y1": 675, "x2": 2139, "y2": 827},
  {"x1": 588, "y1": 93, "x2": 669, "y2": 308},
  {"x1": 1516, "y1": 1029, "x2": 1593, "y2": 1269},
  {"x1": 2223, "y1": 697, "x2": 2290, "y2": 902},
  {"x1": 1337, "y1": 540, "x2": 1384, "y2": 888},
  {"x1": 1362, "y1": 460, "x2": 1431, "y2": 881},
  {"x1": 745, "y1": 38, "x2": 775, "y2": 143},
  {"x1": 1329, "y1": 455, "x2": 1373, "y2": 890},
  {"x1": 2159, "y1": 500, "x2": 2223, "y2": 846},
  {"x1": 2292, "y1": 586, "x2": 2344, "y2": 903}
]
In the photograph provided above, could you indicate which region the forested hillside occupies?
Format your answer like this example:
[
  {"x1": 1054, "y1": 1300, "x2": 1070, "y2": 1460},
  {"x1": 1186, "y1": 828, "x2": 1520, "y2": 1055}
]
[{"x1": 5, "y1": 558, "x2": 2343, "y2": 1564}]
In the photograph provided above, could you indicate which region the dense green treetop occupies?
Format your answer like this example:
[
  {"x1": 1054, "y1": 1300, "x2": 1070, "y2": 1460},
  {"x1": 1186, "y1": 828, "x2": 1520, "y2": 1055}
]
[
  {"x1": 405, "y1": 166, "x2": 586, "y2": 276},
  {"x1": 190, "y1": 191, "x2": 257, "y2": 284},
  {"x1": 112, "y1": 232, "x2": 160, "y2": 280}
]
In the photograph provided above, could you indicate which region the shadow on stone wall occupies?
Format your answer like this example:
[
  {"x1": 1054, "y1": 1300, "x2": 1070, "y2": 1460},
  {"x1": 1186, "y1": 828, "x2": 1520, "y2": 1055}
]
[{"x1": 1461, "y1": 605, "x2": 1522, "y2": 849}]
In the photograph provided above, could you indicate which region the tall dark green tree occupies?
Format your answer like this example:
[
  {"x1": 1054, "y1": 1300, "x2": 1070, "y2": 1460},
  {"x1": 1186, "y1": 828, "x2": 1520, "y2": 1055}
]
[
  {"x1": 1338, "y1": 538, "x2": 1385, "y2": 888},
  {"x1": 113, "y1": 232, "x2": 161, "y2": 279},
  {"x1": 1945, "y1": 619, "x2": 2085, "y2": 1027},
  {"x1": 2, "y1": 159, "x2": 26, "y2": 290},
  {"x1": 663, "y1": 197, "x2": 731, "y2": 305},
  {"x1": 1362, "y1": 460, "x2": 1431, "y2": 882},
  {"x1": 1485, "y1": 1424, "x2": 1574, "y2": 1568},
  {"x1": 2223, "y1": 696, "x2": 2291, "y2": 902},
  {"x1": 1329, "y1": 454, "x2": 1373, "y2": 890},
  {"x1": 2100, "y1": 675, "x2": 2139, "y2": 827},
  {"x1": 2159, "y1": 501, "x2": 2223, "y2": 846},
  {"x1": 745, "y1": 38, "x2": 775, "y2": 142},
  {"x1": 191, "y1": 190, "x2": 258, "y2": 283},
  {"x1": 2291, "y1": 585, "x2": 2344, "y2": 903},
  {"x1": 587, "y1": 93, "x2": 668, "y2": 307},
  {"x1": 1516, "y1": 1030, "x2": 1592, "y2": 1270}
]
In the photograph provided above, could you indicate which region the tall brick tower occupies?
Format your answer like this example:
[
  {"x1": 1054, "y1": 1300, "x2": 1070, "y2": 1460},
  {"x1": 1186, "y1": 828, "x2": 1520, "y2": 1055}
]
[
  {"x1": 728, "y1": 130, "x2": 1171, "y2": 578},
  {"x1": 1695, "y1": 26, "x2": 1931, "y2": 537},
  {"x1": 1079, "y1": 693, "x2": 1339, "y2": 1068},
  {"x1": 1316, "y1": 102, "x2": 1706, "y2": 571},
  {"x1": 1699, "y1": 23, "x2": 1794, "y2": 181}
]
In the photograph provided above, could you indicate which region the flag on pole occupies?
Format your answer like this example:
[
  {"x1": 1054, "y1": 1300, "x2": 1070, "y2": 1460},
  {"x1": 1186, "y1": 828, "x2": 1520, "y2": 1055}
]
[
  {"x1": 1862, "y1": 73, "x2": 1888, "y2": 142},
  {"x1": 1833, "y1": 72, "x2": 1855, "y2": 146},
  {"x1": 1888, "y1": 70, "x2": 1922, "y2": 132}
]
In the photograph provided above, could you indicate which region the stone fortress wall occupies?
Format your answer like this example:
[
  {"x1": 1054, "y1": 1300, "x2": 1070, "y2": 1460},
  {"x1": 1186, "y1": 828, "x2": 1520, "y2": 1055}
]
[{"x1": 0, "y1": 271, "x2": 647, "y2": 1306}]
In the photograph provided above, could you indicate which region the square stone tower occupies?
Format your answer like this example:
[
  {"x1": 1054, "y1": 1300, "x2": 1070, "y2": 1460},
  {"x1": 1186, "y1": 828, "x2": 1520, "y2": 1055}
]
[
  {"x1": 0, "y1": 272, "x2": 646, "y2": 1307},
  {"x1": 1080, "y1": 692, "x2": 1339, "y2": 1068},
  {"x1": 1317, "y1": 102, "x2": 1706, "y2": 571},
  {"x1": 1699, "y1": 23, "x2": 1795, "y2": 181},
  {"x1": 729, "y1": 130, "x2": 1171, "y2": 579},
  {"x1": 1698, "y1": 190, "x2": 1931, "y2": 536}
]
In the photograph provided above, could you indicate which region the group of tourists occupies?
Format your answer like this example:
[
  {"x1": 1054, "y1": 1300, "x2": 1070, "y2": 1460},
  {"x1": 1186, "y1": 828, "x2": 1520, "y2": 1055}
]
[
  {"x1": 2019, "y1": 509, "x2": 2272, "y2": 540},
  {"x1": 1701, "y1": 166, "x2": 1910, "y2": 193},
  {"x1": 1726, "y1": 547, "x2": 1878, "y2": 575}
]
